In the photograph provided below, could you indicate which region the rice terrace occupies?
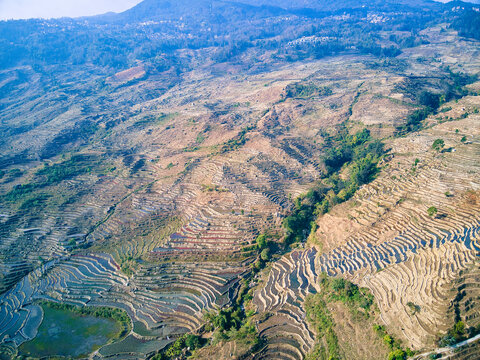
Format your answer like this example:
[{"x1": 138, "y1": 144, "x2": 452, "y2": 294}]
[{"x1": 0, "y1": 0, "x2": 480, "y2": 359}]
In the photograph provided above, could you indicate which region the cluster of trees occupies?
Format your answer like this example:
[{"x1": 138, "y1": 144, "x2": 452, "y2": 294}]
[
  {"x1": 35, "y1": 154, "x2": 96, "y2": 185},
  {"x1": 249, "y1": 233, "x2": 279, "y2": 272},
  {"x1": 2, "y1": 154, "x2": 99, "y2": 204},
  {"x1": 0, "y1": 154, "x2": 111, "y2": 215},
  {"x1": 220, "y1": 126, "x2": 254, "y2": 154},
  {"x1": 328, "y1": 277, "x2": 374, "y2": 313},
  {"x1": 2, "y1": 183, "x2": 41, "y2": 204},
  {"x1": 193, "y1": 305, "x2": 259, "y2": 354},
  {"x1": 438, "y1": 321, "x2": 467, "y2": 347},
  {"x1": 395, "y1": 88, "x2": 445, "y2": 135},
  {"x1": 373, "y1": 325, "x2": 414, "y2": 360},
  {"x1": 152, "y1": 334, "x2": 204, "y2": 359},
  {"x1": 284, "y1": 82, "x2": 332, "y2": 99},
  {"x1": 438, "y1": 320, "x2": 480, "y2": 347},
  {"x1": 283, "y1": 129, "x2": 384, "y2": 245},
  {"x1": 305, "y1": 276, "x2": 388, "y2": 360},
  {"x1": 451, "y1": 8, "x2": 480, "y2": 41},
  {"x1": 395, "y1": 69, "x2": 477, "y2": 136},
  {"x1": 431, "y1": 138, "x2": 445, "y2": 152},
  {"x1": 204, "y1": 307, "x2": 246, "y2": 334}
]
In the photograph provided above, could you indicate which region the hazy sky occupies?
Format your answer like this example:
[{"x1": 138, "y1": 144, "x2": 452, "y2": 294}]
[{"x1": 0, "y1": 0, "x2": 143, "y2": 20}]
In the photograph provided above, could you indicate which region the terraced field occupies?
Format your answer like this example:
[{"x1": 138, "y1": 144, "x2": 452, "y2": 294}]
[
  {"x1": 251, "y1": 100, "x2": 480, "y2": 358},
  {"x1": 253, "y1": 247, "x2": 319, "y2": 359},
  {"x1": 0, "y1": 253, "x2": 247, "y2": 357},
  {"x1": 0, "y1": 5, "x2": 479, "y2": 358}
]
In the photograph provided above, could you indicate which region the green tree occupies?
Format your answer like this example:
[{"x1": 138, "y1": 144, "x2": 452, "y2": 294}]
[
  {"x1": 256, "y1": 234, "x2": 267, "y2": 250},
  {"x1": 383, "y1": 334, "x2": 394, "y2": 347},
  {"x1": 454, "y1": 321, "x2": 465, "y2": 337},
  {"x1": 432, "y1": 139, "x2": 445, "y2": 151},
  {"x1": 331, "y1": 278, "x2": 346, "y2": 291},
  {"x1": 427, "y1": 206, "x2": 438, "y2": 217},
  {"x1": 260, "y1": 248, "x2": 270, "y2": 261},
  {"x1": 388, "y1": 349, "x2": 406, "y2": 360},
  {"x1": 185, "y1": 334, "x2": 201, "y2": 350}
]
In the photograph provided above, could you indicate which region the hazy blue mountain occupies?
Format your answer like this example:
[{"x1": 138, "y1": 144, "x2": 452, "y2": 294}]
[
  {"x1": 114, "y1": 0, "x2": 440, "y2": 21},
  {"x1": 231, "y1": 0, "x2": 438, "y2": 10}
]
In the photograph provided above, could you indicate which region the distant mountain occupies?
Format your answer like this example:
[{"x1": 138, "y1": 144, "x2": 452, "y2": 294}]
[
  {"x1": 103, "y1": 0, "x2": 442, "y2": 24},
  {"x1": 435, "y1": 0, "x2": 480, "y2": 3},
  {"x1": 231, "y1": 0, "x2": 438, "y2": 10},
  {"x1": 119, "y1": 0, "x2": 213, "y2": 21},
  {"x1": 0, "y1": 0, "x2": 474, "y2": 72},
  {"x1": 101, "y1": 0, "x2": 286, "y2": 24}
]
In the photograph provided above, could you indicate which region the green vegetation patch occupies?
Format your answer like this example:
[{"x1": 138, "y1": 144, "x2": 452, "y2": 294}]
[
  {"x1": 35, "y1": 154, "x2": 98, "y2": 184},
  {"x1": 285, "y1": 82, "x2": 332, "y2": 99},
  {"x1": 395, "y1": 69, "x2": 477, "y2": 136},
  {"x1": 438, "y1": 320, "x2": 480, "y2": 347},
  {"x1": 305, "y1": 276, "x2": 376, "y2": 360},
  {"x1": 283, "y1": 128, "x2": 385, "y2": 246},
  {"x1": 373, "y1": 325, "x2": 414, "y2": 360},
  {"x1": 219, "y1": 126, "x2": 255, "y2": 154},
  {"x1": 1, "y1": 154, "x2": 108, "y2": 208},
  {"x1": 305, "y1": 276, "x2": 412, "y2": 360},
  {"x1": 129, "y1": 113, "x2": 176, "y2": 130},
  {"x1": 154, "y1": 334, "x2": 205, "y2": 359},
  {"x1": 19, "y1": 302, "x2": 129, "y2": 358}
]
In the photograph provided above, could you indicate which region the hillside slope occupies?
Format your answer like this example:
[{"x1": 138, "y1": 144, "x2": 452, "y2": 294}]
[{"x1": 0, "y1": 0, "x2": 479, "y2": 359}]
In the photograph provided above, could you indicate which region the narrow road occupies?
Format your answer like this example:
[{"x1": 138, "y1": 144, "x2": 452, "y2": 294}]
[{"x1": 412, "y1": 333, "x2": 480, "y2": 359}]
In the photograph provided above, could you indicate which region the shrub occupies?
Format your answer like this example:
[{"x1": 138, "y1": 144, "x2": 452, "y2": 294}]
[
  {"x1": 388, "y1": 349, "x2": 406, "y2": 360},
  {"x1": 406, "y1": 301, "x2": 421, "y2": 315},
  {"x1": 431, "y1": 139, "x2": 445, "y2": 151},
  {"x1": 285, "y1": 82, "x2": 332, "y2": 99},
  {"x1": 384, "y1": 334, "x2": 394, "y2": 347},
  {"x1": 438, "y1": 320, "x2": 467, "y2": 346}
]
